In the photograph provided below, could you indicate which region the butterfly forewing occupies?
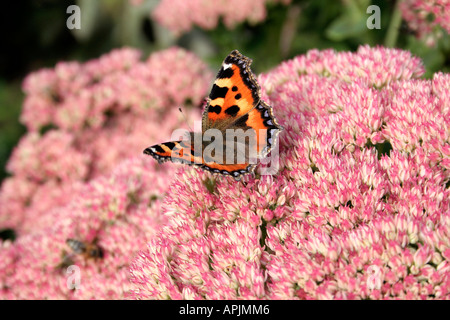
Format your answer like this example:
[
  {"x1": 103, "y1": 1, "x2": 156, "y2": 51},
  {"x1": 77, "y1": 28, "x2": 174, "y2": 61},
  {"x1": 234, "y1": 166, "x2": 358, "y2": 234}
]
[
  {"x1": 203, "y1": 51, "x2": 260, "y2": 132},
  {"x1": 144, "y1": 50, "x2": 283, "y2": 180}
]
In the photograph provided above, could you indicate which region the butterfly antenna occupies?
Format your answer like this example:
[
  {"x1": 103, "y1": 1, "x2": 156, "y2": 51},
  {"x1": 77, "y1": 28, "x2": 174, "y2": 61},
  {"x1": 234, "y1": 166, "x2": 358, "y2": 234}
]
[{"x1": 178, "y1": 107, "x2": 193, "y2": 132}]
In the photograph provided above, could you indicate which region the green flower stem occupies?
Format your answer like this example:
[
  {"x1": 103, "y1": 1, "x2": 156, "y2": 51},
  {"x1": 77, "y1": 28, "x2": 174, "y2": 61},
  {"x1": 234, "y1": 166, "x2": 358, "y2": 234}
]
[{"x1": 384, "y1": 0, "x2": 403, "y2": 47}]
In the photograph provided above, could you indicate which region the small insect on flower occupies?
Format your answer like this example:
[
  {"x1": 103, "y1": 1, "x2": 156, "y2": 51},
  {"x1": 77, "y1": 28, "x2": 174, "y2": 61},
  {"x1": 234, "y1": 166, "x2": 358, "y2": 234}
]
[
  {"x1": 66, "y1": 238, "x2": 104, "y2": 260},
  {"x1": 57, "y1": 238, "x2": 104, "y2": 270}
]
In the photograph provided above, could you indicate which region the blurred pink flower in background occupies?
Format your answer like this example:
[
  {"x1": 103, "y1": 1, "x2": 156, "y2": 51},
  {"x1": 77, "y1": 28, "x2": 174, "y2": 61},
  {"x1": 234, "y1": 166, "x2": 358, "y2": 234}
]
[
  {"x1": 400, "y1": 0, "x2": 450, "y2": 46},
  {"x1": 0, "y1": 157, "x2": 175, "y2": 299},
  {"x1": 152, "y1": 0, "x2": 291, "y2": 35},
  {"x1": 0, "y1": 46, "x2": 212, "y2": 299},
  {"x1": 1, "y1": 45, "x2": 449, "y2": 299},
  {"x1": 151, "y1": 0, "x2": 449, "y2": 45},
  {"x1": 0, "y1": 47, "x2": 212, "y2": 235}
]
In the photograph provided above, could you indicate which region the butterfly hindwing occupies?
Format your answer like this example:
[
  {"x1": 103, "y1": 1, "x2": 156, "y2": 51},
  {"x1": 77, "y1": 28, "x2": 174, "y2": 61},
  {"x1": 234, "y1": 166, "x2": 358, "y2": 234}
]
[
  {"x1": 201, "y1": 162, "x2": 256, "y2": 179},
  {"x1": 248, "y1": 100, "x2": 282, "y2": 158},
  {"x1": 144, "y1": 141, "x2": 203, "y2": 166}
]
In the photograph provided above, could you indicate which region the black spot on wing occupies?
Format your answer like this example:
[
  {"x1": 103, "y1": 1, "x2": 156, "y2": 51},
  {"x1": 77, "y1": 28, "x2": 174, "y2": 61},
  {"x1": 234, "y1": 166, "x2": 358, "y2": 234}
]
[
  {"x1": 223, "y1": 50, "x2": 259, "y2": 103},
  {"x1": 208, "y1": 105, "x2": 222, "y2": 114},
  {"x1": 164, "y1": 142, "x2": 176, "y2": 150},
  {"x1": 235, "y1": 93, "x2": 242, "y2": 100},
  {"x1": 232, "y1": 86, "x2": 238, "y2": 92},
  {"x1": 217, "y1": 67, "x2": 234, "y2": 79},
  {"x1": 144, "y1": 141, "x2": 184, "y2": 164},
  {"x1": 225, "y1": 105, "x2": 240, "y2": 117},
  {"x1": 190, "y1": 147, "x2": 202, "y2": 157},
  {"x1": 209, "y1": 84, "x2": 228, "y2": 100}
]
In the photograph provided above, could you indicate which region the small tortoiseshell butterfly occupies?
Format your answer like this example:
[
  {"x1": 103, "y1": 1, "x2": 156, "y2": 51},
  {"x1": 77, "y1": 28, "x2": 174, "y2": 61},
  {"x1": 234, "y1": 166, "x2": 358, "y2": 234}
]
[{"x1": 144, "y1": 50, "x2": 283, "y2": 180}]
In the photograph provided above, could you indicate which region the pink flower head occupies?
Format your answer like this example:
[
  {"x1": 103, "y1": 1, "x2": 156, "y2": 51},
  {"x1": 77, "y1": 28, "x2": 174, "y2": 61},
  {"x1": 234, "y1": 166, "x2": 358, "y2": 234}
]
[
  {"x1": 0, "y1": 47, "x2": 211, "y2": 234},
  {"x1": 400, "y1": 0, "x2": 450, "y2": 46},
  {"x1": 0, "y1": 156, "x2": 176, "y2": 299},
  {"x1": 152, "y1": 0, "x2": 291, "y2": 35},
  {"x1": 130, "y1": 46, "x2": 449, "y2": 300},
  {"x1": 1, "y1": 45, "x2": 449, "y2": 300}
]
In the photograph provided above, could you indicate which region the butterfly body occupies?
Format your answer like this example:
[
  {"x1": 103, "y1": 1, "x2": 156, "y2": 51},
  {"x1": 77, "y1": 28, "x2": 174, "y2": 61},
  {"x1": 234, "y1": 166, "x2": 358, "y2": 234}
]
[{"x1": 144, "y1": 50, "x2": 282, "y2": 180}]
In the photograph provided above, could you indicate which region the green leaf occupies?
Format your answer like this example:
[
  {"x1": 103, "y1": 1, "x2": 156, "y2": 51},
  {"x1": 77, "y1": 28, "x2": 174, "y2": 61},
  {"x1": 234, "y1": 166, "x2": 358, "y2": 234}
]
[
  {"x1": 326, "y1": 16, "x2": 368, "y2": 41},
  {"x1": 325, "y1": 0, "x2": 371, "y2": 41}
]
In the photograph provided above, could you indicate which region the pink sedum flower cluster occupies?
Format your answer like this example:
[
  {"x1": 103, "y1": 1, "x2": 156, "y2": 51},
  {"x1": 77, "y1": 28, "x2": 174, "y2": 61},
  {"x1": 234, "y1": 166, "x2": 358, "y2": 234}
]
[
  {"x1": 1, "y1": 45, "x2": 449, "y2": 300},
  {"x1": 400, "y1": 0, "x2": 450, "y2": 45},
  {"x1": 130, "y1": 45, "x2": 450, "y2": 299},
  {"x1": 152, "y1": 0, "x2": 291, "y2": 35},
  {"x1": 0, "y1": 47, "x2": 212, "y2": 299},
  {"x1": 0, "y1": 47, "x2": 212, "y2": 234},
  {"x1": 0, "y1": 157, "x2": 175, "y2": 299}
]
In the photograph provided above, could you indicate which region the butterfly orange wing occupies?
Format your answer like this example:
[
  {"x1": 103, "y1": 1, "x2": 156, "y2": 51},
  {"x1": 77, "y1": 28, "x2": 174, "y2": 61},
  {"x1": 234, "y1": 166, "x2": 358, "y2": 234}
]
[
  {"x1": 144, "y1": 50, "x2": 283, "y2": 180},
  {"x1": 144, "y1": 140, "x2": 202, "y2": 166},
  {"x1": 200, "y1": 50, "x2": 283, "y2": 178},
  {"x1": 202, "y1": 50, "x2": 259, "y2": 131}
]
